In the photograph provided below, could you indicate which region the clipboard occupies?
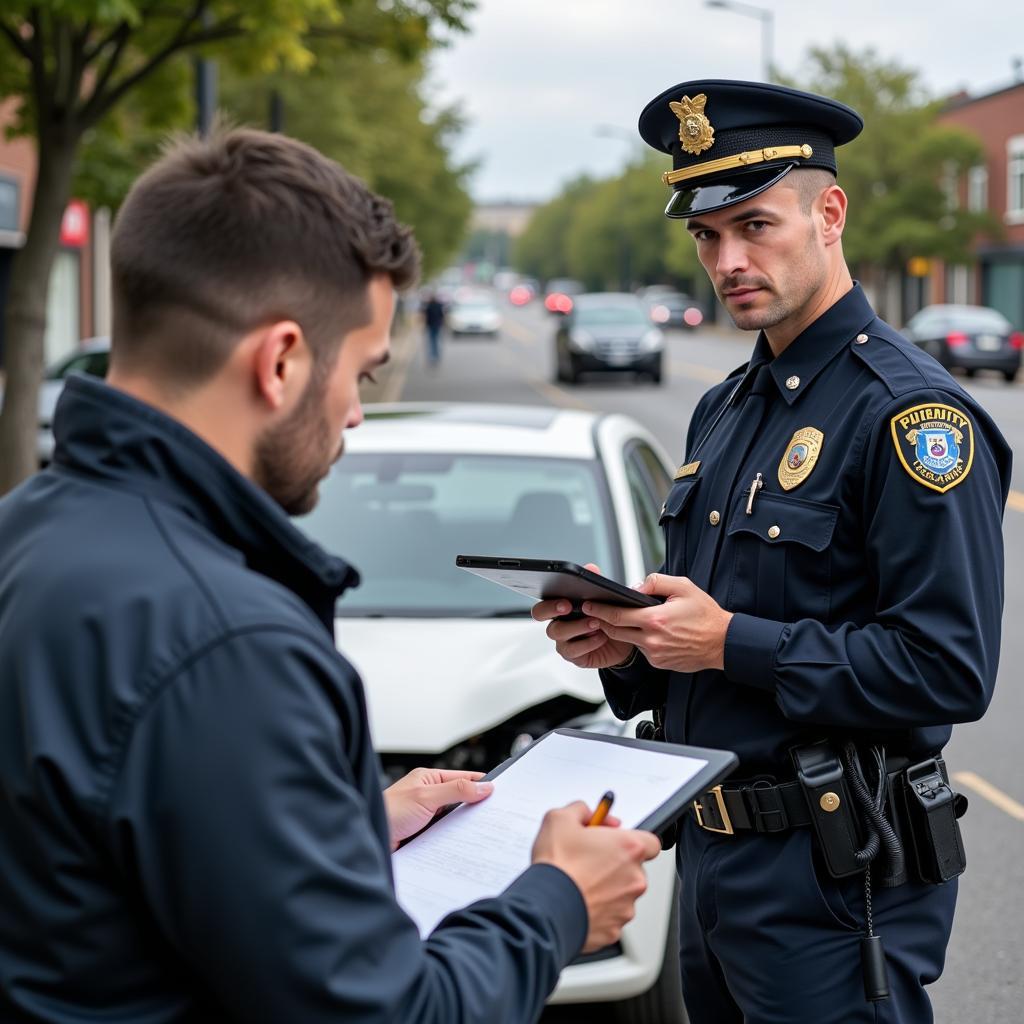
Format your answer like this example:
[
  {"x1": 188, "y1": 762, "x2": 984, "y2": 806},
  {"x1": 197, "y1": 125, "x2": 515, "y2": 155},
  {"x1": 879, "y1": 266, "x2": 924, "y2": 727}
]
[{"x1": 392, "y1": 728, "x2": 737, "y2": 937}]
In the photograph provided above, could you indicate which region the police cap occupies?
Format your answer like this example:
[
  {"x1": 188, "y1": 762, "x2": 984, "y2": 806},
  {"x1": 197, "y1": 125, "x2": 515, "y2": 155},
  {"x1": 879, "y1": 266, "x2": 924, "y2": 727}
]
[{"x1": 638, "y1": 80, "x2": 863, "y2": 218}]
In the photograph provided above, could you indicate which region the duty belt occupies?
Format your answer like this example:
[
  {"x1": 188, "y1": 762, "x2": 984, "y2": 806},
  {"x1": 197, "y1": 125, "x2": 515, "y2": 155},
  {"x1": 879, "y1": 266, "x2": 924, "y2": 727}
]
[
  {"x1": 692, "y1": 779, "x2": 811, "y2": 835},
  {"x1": 693, "y1": 755, "x2": 914, "y2": 836}
]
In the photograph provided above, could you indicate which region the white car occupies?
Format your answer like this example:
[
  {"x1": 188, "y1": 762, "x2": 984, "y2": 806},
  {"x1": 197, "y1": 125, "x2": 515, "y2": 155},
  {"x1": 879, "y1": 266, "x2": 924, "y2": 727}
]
[
  {"x1": 448, "y1": 293, "x2": 502, "y2": 337},
  {"x1": 297, "y1": 403, "x2": 687, "y2": 1023},
  {"x1": 0, "y1": 337, "x2": 110, "y2": 465}
]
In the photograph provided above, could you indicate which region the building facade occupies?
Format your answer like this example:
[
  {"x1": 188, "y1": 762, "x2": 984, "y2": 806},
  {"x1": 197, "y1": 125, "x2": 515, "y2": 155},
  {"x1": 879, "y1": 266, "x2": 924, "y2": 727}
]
[{"x1": 934, "y1": 81, "x2": 1024, "y2": 329}]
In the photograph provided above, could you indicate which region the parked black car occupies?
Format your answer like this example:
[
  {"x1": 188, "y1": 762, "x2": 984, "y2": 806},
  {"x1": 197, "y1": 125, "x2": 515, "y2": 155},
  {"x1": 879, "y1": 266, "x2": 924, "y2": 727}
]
[
  {"x1": 554, "y1": 293, "x2": 664, "y2": 384},
  {"x1": 903, "y1": 304, "x2": 1023, "y2": 382}
]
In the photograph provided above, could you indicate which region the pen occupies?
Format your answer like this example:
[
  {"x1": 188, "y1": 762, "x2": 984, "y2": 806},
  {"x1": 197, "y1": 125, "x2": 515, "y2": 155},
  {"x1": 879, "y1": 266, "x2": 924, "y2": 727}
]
[{"x1": 587, "y1": 791, "x2": 615, "y2": 827}]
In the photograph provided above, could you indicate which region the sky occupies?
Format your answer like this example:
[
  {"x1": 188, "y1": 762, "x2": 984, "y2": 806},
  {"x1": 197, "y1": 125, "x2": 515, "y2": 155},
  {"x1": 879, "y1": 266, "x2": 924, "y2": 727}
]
[{"x1": 428, "y1": 0, "x2": 1022, "y2": 202}]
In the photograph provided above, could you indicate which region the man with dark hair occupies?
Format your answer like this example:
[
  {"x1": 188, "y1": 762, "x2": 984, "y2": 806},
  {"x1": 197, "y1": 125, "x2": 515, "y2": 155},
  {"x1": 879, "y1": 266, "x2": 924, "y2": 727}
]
[
  {"x1": 0, "y1": 129, "x2": 660, "y2": 1023},
  {"x1": 534, "y1": 81, "x2": 1011, "y2": 1022}
]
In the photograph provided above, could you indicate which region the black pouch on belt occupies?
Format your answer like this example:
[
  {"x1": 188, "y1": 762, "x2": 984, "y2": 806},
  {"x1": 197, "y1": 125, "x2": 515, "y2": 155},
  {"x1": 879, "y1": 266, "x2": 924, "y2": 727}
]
[
  {"x1": 894, "y1": 757, "x2": 967, "y2": 884},
  {"x1": 792, "y1": 740, "x2": 866, "y2": 878}
]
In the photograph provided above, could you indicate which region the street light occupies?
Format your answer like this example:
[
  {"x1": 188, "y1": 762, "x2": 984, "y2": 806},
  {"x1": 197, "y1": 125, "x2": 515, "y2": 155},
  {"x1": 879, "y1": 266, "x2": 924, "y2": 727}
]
[
  {"x1": 704, "y1": 0, "x2": 774, "y2": 84},
  {"x1": 594, "y1": 124, "x2": 639, "y2": 291}
]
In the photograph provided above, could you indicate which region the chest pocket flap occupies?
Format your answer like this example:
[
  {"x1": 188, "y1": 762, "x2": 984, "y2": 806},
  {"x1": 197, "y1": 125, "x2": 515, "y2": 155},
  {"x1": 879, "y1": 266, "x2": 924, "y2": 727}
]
[
  {"x1": 659, "y1": 477, "x2": 700, "y2": 526},
  {"x1": 726, "y1": 491, "x2": 838, "y2": 549},
  {"x1": 725, "y1": 491, "x2": 839, "y2": 620}
]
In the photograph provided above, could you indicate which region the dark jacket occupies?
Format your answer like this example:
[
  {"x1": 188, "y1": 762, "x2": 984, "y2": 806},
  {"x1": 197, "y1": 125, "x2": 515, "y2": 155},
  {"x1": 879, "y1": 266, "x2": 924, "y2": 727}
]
[
  {"x1": 0, "y1": 375, "x2": 586, "y2": 1023},
  {"x1": 602, "y1": 286, "x2": 1012, "y2": 772}
]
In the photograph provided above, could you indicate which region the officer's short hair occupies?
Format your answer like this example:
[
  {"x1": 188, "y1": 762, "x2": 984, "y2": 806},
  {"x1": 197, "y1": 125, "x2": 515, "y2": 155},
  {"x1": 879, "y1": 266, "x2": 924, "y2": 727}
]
[
  {"x1": 110, "y1": 127, "x2": 420, "y2": 387},
  {"x1": 784, "y1": 167, "x2": 838, "y2": 214}
]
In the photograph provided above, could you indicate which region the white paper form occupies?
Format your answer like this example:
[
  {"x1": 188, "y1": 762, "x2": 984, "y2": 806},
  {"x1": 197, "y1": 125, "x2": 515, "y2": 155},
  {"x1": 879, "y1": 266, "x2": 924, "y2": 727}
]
[{"x1": 392, "y1": 731, "x2": 707, "y2": 937}]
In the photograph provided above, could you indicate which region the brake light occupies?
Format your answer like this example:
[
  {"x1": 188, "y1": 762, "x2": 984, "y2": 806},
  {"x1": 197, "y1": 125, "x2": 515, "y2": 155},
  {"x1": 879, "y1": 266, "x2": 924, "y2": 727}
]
[
  {"x1": 1010, "y1": 331, "x2": 1024, "y2": 350},
  {"x1": 545, "y1": 293, "x2": 573, "y2": 314},
  {"x1": 509, "y1": 285, "x2": 531, "y2": 306},
  {"x1": 946, "y1": 331, "x2": 969, "y2": 348},
  {"x1": 683, "y1": 306, "x2": 704, "y2": 327},
  {"x1": 650, "y1": 304, "x2": 670, "y2": 324}
]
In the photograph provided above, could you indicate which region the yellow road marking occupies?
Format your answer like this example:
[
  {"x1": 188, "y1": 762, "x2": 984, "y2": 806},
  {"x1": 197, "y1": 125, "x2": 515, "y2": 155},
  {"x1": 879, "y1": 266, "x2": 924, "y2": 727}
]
[
  {"x1": 1007, "y1": 490, "x2": 1024, "y2": 513},
  {"x1": 952, "y1": 771, "x2": 1024, "y2": 822},
  {"x1": 501, "y1": 318, "x2": 537, "y2": 345},
  {"x1": 670, "y1": 361, "x2": 728, "y2": 385},
  {"x1": 528, "y1": 377, "x2": 592, "y2": 411}
]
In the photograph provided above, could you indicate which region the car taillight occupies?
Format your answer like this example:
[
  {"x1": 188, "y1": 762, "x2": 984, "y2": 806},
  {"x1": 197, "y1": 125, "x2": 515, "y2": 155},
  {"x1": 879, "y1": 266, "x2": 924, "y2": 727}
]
[
  {"x1": 510, "y1": 286, "x2": 531, "y2": 306},
  {"x1": 683, "y1": 306, "x2": 704, "y2": 327},
  {"x1": 946, "y1": 331, "x2": 969, "y2": 348},
  {"x1": 650, "y1": 304, "x2": 670, "y2": 324},
  {"x1": 1010, "y1": 331, "x2": 1024, "y2": 350},
  {"x1": 554, "y1": 294, "x2": 573, "y2": 314},
  {"x1": 544, "y1": 294, "x2": 558, "y2": 311}
]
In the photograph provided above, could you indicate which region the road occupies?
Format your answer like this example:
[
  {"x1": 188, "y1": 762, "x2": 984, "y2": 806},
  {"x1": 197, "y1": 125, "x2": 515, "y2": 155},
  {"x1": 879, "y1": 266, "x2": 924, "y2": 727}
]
[{"x1": 390, "y1": 294, "x2": 1024, "y2": 1023}]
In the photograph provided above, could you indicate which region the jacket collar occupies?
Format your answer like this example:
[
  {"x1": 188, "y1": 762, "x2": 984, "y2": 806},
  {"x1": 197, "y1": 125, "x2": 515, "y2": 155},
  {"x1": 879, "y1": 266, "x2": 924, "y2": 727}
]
[
  {"x1": 748, "y1": 283, "x2": 876, "y2": 405},
  {"x1": 52, "y1": 375, "x2": 360, "y2": 630}
]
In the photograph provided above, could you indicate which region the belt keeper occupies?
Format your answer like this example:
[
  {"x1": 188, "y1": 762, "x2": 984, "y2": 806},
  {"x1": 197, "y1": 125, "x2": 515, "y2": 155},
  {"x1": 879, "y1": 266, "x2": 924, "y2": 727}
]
[{"x1": 748, "y1": 780, "x2": 788, "y2": 832}]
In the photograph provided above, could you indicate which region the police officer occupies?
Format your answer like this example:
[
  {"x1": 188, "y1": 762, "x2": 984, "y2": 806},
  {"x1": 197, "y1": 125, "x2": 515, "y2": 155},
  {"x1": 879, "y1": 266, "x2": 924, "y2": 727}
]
[{"x1": 533, "y1": 80, "x2": 1011, "y2": 1022}]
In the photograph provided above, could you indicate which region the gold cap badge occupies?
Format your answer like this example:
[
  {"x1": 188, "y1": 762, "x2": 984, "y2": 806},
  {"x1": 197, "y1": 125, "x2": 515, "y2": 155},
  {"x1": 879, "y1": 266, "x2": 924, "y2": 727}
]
[
  {"x1": 778, "y1": 427, "x2": 824, "y2": 491},
  {"x1": 669, "y1": 94, "x2": 715, "y2": 155}
]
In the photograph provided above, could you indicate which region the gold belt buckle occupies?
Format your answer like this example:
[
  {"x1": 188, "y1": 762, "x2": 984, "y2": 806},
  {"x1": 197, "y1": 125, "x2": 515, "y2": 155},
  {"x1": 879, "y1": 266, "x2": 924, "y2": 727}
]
[{"x1": 693, "y1": 784, "x2": 734, "y2": 835}]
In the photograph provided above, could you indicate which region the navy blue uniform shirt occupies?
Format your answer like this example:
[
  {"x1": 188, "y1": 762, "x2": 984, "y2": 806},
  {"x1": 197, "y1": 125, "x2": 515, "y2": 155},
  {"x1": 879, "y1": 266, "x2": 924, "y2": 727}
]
[{"x1": 601, "y1": 285, "x2": 1011, "y2": 772}]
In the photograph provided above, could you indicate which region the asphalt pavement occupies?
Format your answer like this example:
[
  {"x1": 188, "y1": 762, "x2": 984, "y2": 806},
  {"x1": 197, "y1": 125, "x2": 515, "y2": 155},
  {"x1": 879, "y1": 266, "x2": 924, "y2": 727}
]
[{"x1": 383, "y1": 295, "x2": 1024, "y2": 1023}]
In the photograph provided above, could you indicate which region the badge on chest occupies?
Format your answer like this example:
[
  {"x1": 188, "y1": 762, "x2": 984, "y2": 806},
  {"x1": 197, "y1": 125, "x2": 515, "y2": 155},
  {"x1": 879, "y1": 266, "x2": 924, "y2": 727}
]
[{"x1": 778, "y1": 427, "x2": 824, "y2": 490}]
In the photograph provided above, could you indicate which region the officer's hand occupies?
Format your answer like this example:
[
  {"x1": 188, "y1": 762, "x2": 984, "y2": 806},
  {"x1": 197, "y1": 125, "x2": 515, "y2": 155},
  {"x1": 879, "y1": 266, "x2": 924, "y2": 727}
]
[
  {"x1": 383, "y1": 768, "x2": 494, "y2": 852},
  {"x1": 532, "y1": 801, "x2": 661, "y2": 953},
  {"x1": 583, "y1": 572, "x2": 734, "y2": 673},
  {"x1": 531, "y1": 563, "x2": 637, "y2": 670}
]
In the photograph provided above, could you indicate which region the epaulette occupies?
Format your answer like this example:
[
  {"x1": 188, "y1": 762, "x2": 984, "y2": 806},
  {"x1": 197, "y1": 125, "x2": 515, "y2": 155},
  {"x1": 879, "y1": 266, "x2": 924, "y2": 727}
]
[{"x1": 850, "y1": 318, "x2": 967, "y2": 399}]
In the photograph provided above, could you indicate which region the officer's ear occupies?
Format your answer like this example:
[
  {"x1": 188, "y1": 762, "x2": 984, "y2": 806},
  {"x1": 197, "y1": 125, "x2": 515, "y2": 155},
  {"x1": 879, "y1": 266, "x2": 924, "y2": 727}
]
[{"x1": 819, "y1": 184, "x2": 848, "y2": 247}]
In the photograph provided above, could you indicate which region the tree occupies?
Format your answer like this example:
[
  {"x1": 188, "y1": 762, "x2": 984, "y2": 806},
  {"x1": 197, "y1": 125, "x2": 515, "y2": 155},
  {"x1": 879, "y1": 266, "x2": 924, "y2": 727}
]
[
  {"x1": 0, "y1": 0, "x2": 472, "y2": 493},
  {"x1": 219, "y1": 10, "x2": 474, "y2": 281},
  {"x1": 785, "y1": 46, "x2": 999, "y2": 274}
]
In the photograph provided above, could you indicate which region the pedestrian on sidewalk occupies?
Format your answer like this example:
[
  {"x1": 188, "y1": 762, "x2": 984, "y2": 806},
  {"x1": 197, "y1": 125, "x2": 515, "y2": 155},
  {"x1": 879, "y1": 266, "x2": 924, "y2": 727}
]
[{"x1": 422, "y1": 289, "x2": 445, "y2": 366}]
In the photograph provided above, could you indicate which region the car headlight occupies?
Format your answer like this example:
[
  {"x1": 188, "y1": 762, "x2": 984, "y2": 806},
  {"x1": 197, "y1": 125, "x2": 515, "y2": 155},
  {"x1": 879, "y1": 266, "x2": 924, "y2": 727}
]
[
  {"x1": 640, "y1": 328, "x2": 664, "y2": 352},
  {"x1": 569, "y1": 328, "x2": 595, "y2": 351}
]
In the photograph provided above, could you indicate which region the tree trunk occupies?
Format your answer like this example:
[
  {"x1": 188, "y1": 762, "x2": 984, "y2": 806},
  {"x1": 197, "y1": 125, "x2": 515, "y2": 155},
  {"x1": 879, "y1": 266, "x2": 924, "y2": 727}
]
[{"x1": 0, "y1": 128, "x2": 79, "y2": 495}]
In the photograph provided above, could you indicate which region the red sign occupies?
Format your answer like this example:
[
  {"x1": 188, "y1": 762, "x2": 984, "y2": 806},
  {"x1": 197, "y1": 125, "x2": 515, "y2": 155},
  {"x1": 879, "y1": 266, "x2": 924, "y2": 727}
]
[{"x1": 60, "y1": 199, "x2": 89, "y2": 247}]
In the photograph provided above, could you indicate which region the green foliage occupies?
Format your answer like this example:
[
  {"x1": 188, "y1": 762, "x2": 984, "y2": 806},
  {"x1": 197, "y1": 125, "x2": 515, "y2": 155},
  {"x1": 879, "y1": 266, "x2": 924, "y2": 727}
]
[
  {"x1": 784, "y1": 45, "x2": 1000, "y2": 269},
  {"x1": 218, "y1": 12, "x2": 474, "y2": 279},
  {"x1": 514, "y1": 154, "x2": 701, "y2": 291}
]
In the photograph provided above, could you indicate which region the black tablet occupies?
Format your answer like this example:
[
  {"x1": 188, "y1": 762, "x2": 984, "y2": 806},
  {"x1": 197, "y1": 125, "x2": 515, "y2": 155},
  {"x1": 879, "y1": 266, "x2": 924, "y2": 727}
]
[{"x1": 455, "y1": 555, "x2": 663, "y2": 618}]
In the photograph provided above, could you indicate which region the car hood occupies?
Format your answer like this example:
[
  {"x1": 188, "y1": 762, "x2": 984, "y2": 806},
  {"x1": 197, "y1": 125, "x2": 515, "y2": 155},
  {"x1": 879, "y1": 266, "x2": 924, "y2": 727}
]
[
  {"x1": 584, "y1": 323, "x2": 649, "y2": 340},
  {"x1": 334, "y1": 618, "x2": 605, "y2": 752}
]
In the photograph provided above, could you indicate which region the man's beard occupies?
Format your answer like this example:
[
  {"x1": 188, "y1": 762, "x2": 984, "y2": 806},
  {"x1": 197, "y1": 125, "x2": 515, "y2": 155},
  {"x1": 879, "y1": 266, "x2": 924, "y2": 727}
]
[{"x1": 252, "y1": 371, "x2": 341, "y2": 516}]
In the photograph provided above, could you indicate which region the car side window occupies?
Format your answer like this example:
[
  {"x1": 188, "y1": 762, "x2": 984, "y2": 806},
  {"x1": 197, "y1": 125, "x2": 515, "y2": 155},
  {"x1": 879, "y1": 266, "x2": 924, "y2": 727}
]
[{"x1": 624, "y1": 442, "x2": 671, "y2": 572}]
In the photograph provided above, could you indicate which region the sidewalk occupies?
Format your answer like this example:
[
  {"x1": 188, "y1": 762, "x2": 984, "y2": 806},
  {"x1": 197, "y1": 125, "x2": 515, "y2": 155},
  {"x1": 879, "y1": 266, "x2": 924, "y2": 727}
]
[{"x1": 360, "y1": 318, "x2": 417, "y2": 406}]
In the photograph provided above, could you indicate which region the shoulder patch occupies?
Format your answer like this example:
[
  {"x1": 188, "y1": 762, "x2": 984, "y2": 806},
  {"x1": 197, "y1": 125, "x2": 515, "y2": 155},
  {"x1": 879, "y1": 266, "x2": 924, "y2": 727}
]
[{"x1": 889, "y1": 402, "x2": 974, "y2": 493}]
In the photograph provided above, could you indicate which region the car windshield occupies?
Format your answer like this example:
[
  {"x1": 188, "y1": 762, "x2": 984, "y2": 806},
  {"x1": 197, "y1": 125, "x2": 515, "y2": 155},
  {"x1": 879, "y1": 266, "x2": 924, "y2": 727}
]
[
  {"x1": 575, "y1": 304, "x2": 648, "y2": 327},
  {"x1": 296, "y1": 453, "x2": 620, "y2": 616},
  {"x1": 912, "y1": 307, "x2": 1012, "y2": 333}
]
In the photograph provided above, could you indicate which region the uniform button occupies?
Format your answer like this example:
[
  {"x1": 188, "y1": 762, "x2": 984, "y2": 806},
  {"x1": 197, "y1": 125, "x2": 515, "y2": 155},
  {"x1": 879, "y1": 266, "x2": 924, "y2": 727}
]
[
  {"x1": 709, "y1": 510, "x2": 721, "y2": 526},
  {"x1": 855, "y1": 333, "x2": 869, "y2": 344},
  {"x1": 785, "y1": 375, "x2": 800, "y2": 390},
  {"x1": 767, "y1": 525, "x2": 781, "y2": 539}
]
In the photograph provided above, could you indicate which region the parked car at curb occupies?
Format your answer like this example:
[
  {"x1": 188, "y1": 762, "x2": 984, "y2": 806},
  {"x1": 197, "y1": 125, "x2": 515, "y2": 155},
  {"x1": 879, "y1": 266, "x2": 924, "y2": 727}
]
[
  {"x1": 555, "y1": 293, "x2": 665, "y2": 384},
  {"x1": 903, "y1": 304, "x2": 1023, "y2": 382},
  {"x1": 296, "y1": 403, "x2": 688, "y2": 1024},
  {"x1": 0, "y1": 336, "x2": 110, "y2": 465}
]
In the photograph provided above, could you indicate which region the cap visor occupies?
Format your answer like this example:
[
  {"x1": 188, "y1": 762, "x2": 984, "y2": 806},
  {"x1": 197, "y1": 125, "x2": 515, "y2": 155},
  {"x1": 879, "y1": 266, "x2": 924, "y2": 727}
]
[{"x1": 665, "y1": 164, "x2": 796, "y2": 219}]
